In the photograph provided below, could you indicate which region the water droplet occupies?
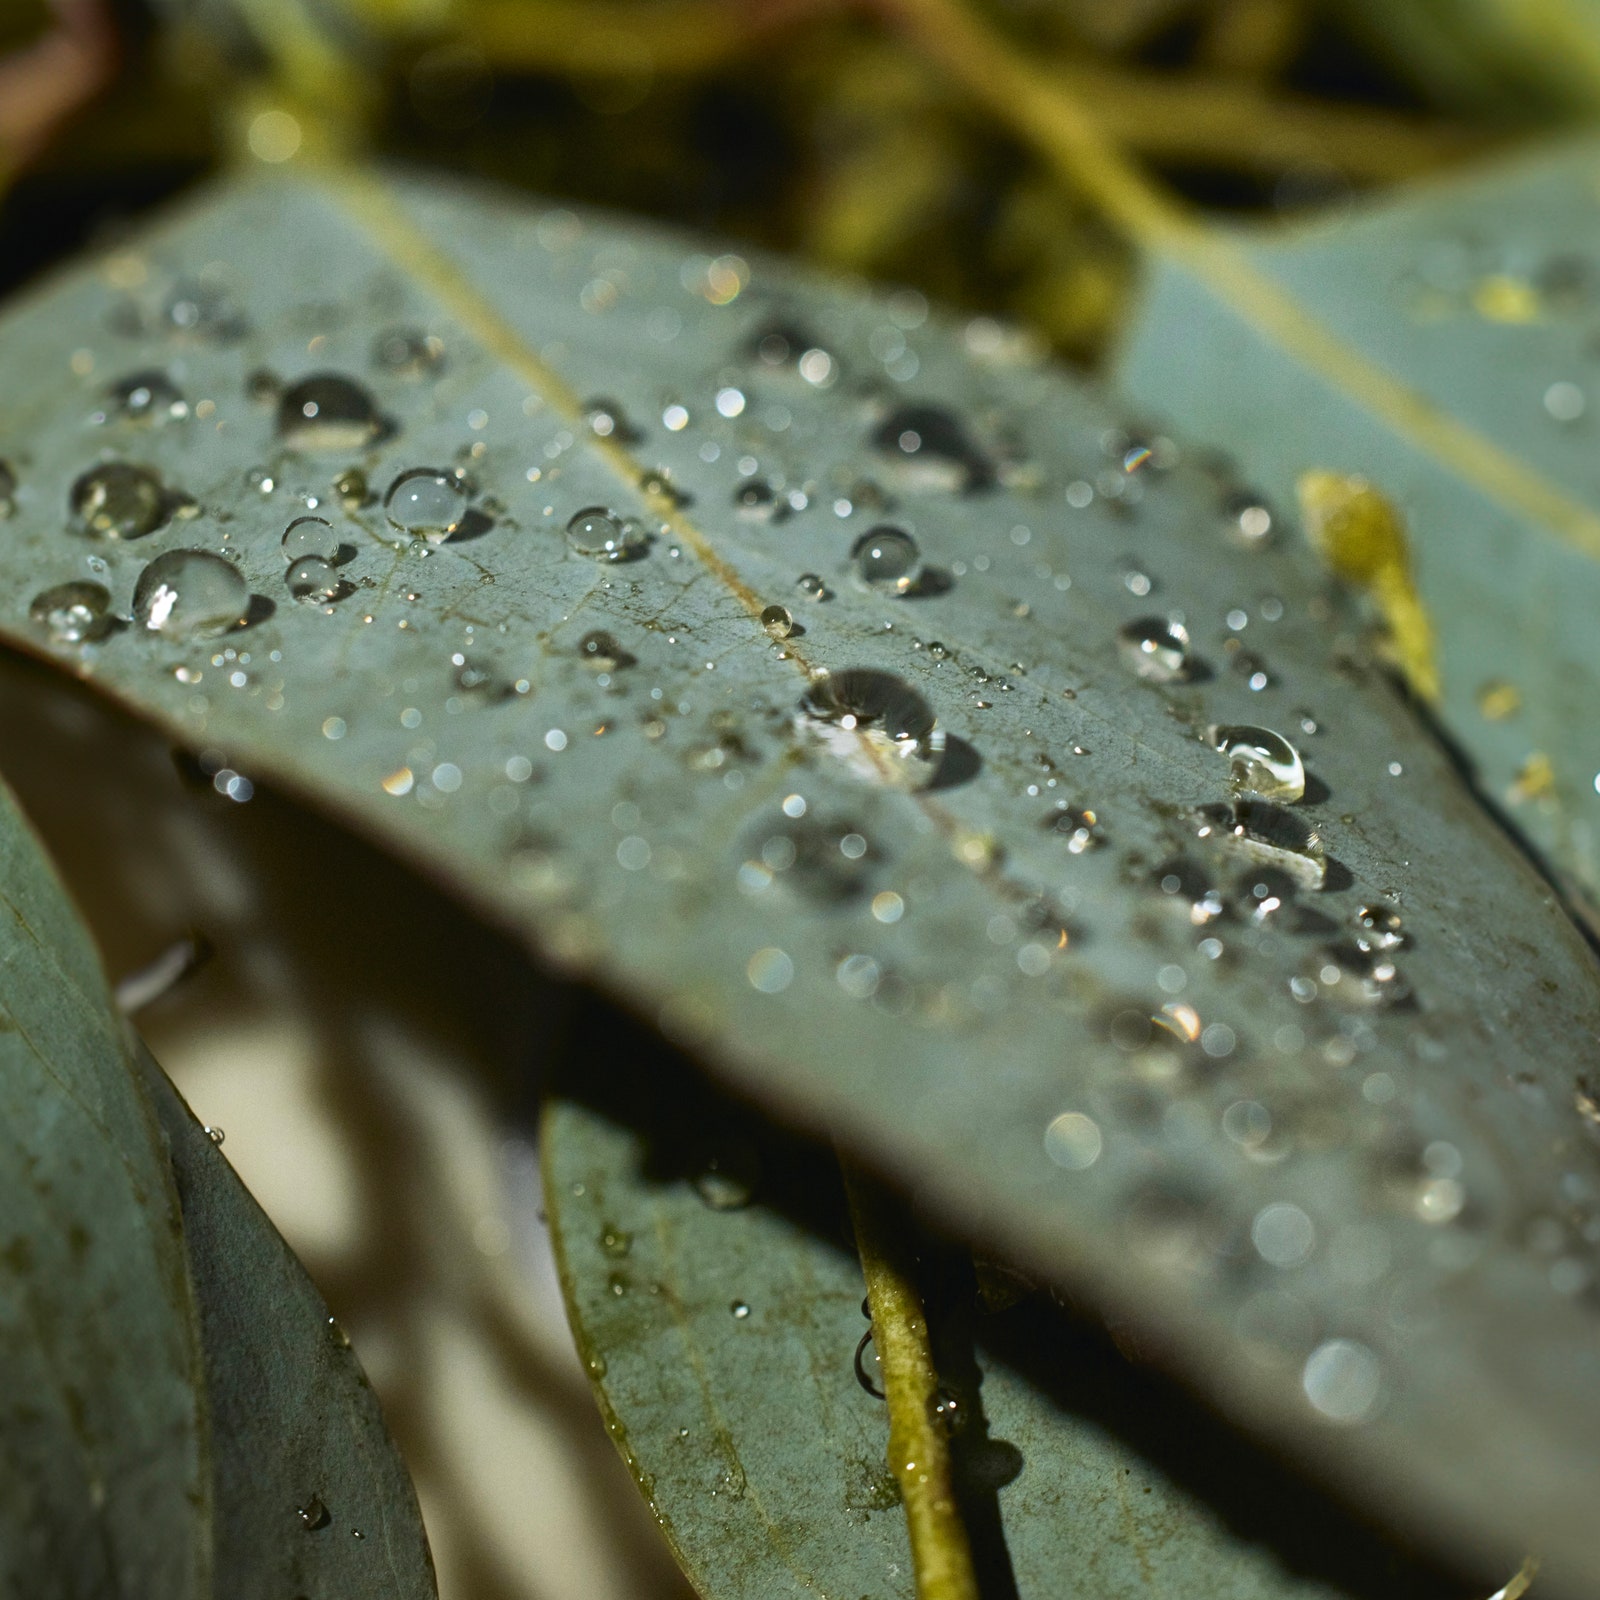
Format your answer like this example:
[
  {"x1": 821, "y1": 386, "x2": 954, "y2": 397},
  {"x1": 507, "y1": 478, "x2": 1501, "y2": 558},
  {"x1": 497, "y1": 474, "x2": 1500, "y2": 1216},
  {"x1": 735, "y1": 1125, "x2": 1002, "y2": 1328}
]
[
  {"x1": 1302, "y1": 1338, "x2": 1381, "y2": 1423},
  {"x1": 297, "y1": 1495, "x2": 330, "y2": 1531},
  {"x1": 1209, "y1": 725, "x2": 1306, "y2": 802},
  {"x1": 1223, "y1": 490, "x2": 1274, "y2": 547},
  {"x1": 600, "y1": 1224, "x2": 632, "y2": 1258},
  {"x1": 0, "y1": 461, "x2": 15, "y2": 519},
  {"x1": 871, "y1": 404, "x2": 992, "y2": 491},
  {"x1": 730, "y1": 1299, "x2": 751, "y2": 1319},
  {"x1": 565, "y1": 506, "x2": 648, "y2": 562},
  {"x1": 1198, "y1": 800, "x2": 1326, "y2": 889},
  {"x1": 1117, "y1": 617, "x2": 1191, "y2": 683},
  {"x1": 761, "y1": 604, "x2": 794, "y2": 639},
  {"x1": 277, "y1": 374, "x2": 384, "y2": 452},
  {"x1": 204, "y1": 1125, "x2": 225, "y2": 1145},
  {"x1": 384, "y1": 468, "x2": 465, "y2": 543},
  {"x1": 372, "y1": 327, "x2": 445, "y2": 377},
  {"x1": 282, "y1": 514, "x2": 339, "y2": 561},
  {"x1": 692, "y1": 1147, "x2": 759, "y2": 1211},
  {"x1": 798, "y1": 669, "x2": 946, "y2": 788},
  {"x1": 1042, "y1": 805, "x2": 1100, "y2": 852},
  {"x1": 797, "y1": 572, "x2": 834, "y2": 601},
  {"x1": 855, "y1": 1328, "x2": 886, "y2": 1397},
  {"x1": 105, "y1": 369, "x2": 186, "y2": 425},
  {"x1": 850, "y1": 526, "x2": 921, "y2": 594},
  {"x1": 583, "y1": 397, "x2": 636, "y2": 440},
  {"x1": 71, "y1": 461, "x2": 168, "y2": 539},
  {"x1": 287, "y1": 555, "x2": 342, "y2": 603},
  {"x1": 577, "y1": 635, "x2": 635, "y2": 680},
  {"x1": 1353, "y1": 903, "x2": 1405, "y2": 952},
  {"x1": 29, "y1": 581, "x2": 113, "y2": 644},
  {"x1": 733, "y1": 477, "x2": 781, "y2": 520},
  {"x1": 133, "y1": 550, "x2": 249, "y2": 640}
]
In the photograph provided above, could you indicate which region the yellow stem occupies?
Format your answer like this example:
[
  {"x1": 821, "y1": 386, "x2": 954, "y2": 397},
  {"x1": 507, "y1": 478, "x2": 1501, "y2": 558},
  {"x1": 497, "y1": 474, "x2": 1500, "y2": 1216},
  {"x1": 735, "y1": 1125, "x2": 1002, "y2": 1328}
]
[{"x1": 842, "y1": 1164, "x2": 979, "y2": 1600}]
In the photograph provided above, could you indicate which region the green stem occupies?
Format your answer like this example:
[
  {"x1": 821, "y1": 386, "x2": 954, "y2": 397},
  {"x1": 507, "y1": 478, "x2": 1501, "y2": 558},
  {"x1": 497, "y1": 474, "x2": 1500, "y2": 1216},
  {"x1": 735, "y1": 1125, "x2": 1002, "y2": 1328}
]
[{"x1": 842, "y1": 1163, "x2": 979, "y2": 1600}]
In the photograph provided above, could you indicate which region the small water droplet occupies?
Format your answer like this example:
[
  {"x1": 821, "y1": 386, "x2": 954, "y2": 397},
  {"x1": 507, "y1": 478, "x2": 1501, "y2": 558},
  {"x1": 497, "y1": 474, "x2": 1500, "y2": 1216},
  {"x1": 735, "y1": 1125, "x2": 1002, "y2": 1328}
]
[
  {"x1": 1117, "y1": 617, "x2": 1191, "y2": 683},
  {"x1": 932, "y1": 1388, "x2": 965, "y2": 1433},
  {"x1": 204, "y1": 1125, "x2": 225, "y2": 1145},
  {"x1": 105, "y1": 369, "x2": 186, "y2": 425},
  {"x1": 730, "y1": 1299, "x2": 751, "y2": 1319},
  {"x1": 578, "y1": 629, "x2": 632, "y2": 669},
  {"x1": 761, "y1": 604, "x2": 794, "y2": 639},
  {"x1": 871, "y1": 404, "x2": 992, "y2": 491},
  {"x1": 372, "y1": 326, "x2": 445, "y2": 377},
  {"x1": 600, "y1": 1224, "x2": 632, "y2": 1258},
  {"x1": 1042, "y1": 805, "x2": 1100, "y2": 852},
  {"x1": 384, "y1": 468, "x2": 465, "y2": 543},
  {"x1": 1224, "y1": 490, "x2": 1274, "y2": 547},
  {"x1": 297, "y1": 1495, "x2": 330, "y2": 1531},
  {"x1": 583, "y1": 397, "x2": 636, "y2": 440},
  {"x1": 796, "y1": 572, "x2": 834, "y2": 601},
  {"x1": 29, "y1": 581, "x2": 113, "y2": 644},
  {"x1": 1210, "y1": 725, "x2": 1306, "y2": 802},
  {"x1": 327, "y1": 1315, "x2": 351, "y2": 1348},
  {"x1": 71, "y1": 461, "x2": 169, "y2": 539},
  {"x1": 287, "y1": 555, "x2": 342, "y2": 603},
  {"x1": 282, "y1": 514, "x2": 339, "y2": 561},
  {"x1": 1199, "y1": 799, "x2": 1326, "y2": 889},
  {"x1": 164, "y1": 279, "x2": 246, "y2": 340},
  {"x1": 133, "y1": 550, "x2": 249, "y2": 640},
  {"x1": 565, "y1": 506, "x2": 648, "y2": 562},
  {"x1": 1353, "y1": 903, "x2": 1405, "y2": 952},
  {"x1": 733, "y1": 476, "x2": 781, "y2": 520},
  {"x1": 692, "y1": 1146, "x2": 759, "y2": 1210},
  {"x1": 850, "y1": 525, "x2": 921, "y2": 594},
  {"x1": 798, "y1": 669, "x2": 946, "y2": 788}
]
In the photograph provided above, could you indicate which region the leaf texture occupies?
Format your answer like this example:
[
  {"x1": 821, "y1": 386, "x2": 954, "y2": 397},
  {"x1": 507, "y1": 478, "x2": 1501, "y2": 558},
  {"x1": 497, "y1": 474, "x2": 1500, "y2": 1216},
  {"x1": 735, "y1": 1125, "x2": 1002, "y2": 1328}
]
[{"x1": 2, "y1": 166, "x2": 1600, "y2": 1587}]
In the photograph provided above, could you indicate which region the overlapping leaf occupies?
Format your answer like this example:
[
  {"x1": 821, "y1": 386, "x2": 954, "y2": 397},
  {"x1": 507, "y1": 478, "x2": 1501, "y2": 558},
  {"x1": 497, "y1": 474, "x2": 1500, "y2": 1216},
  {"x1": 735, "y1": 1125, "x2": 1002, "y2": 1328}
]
[{"x1": 3, "y1": 166, "x2": 1600, "y2": 1589}]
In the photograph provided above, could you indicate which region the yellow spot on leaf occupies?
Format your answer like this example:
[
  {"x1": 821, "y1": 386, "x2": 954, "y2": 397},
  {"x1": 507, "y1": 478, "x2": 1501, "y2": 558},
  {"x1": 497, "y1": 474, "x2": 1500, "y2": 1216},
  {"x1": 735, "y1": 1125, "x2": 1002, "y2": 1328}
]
[
  {"x1": 1473, "y1": 275, "x2": 1541, "y2": 324},
  {"x1": 1296, "y1": 471, "x2": 1440, "y2": 705},
  {"x1": 1508, "y1": 752, "x2": 1556, "y2": 807},
  {"x1": 1476, "y1": 680, "x2": 1522, "y2": 721}
]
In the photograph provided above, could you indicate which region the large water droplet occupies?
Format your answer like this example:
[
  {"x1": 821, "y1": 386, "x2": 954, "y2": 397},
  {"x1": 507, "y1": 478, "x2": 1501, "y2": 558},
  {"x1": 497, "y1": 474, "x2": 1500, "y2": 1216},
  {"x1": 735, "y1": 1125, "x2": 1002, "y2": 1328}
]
[
  {"x1": 71, "y1": 462, "x2": 168, "y2": 539},
  {"x1": 133, "y1": 550, "x2": 249, "y2": 640},
  {"x1": 1210, "y1": 724, "x2": 1306, "y2": 802},
  {"x1": 871, "y1": 404, "x2": 992, "y2": 491},
  {"x1": 1117, "y1": 617, "x2": 1191, "y2": 682},
  {"x1": 1198, "y1": 800, "x2": 1326, "y2": 889},
  {"x1": 565, "y1": 506, "x2": 647, "y2": 562},
  {"x1": 277, "y1": 374, "x2": 384, "y2": 452},
  {"x1": 104, "y1": 369, "x2": 186, "y2": 425},
  {"x1": 578, "y1": 629, "x2": 632, "y2": 669},
  {"x1": 733, "y1": 477, "x2": 781, "y2": 520},
  {"x1": 282, "y1": 515, "x2": 339, "y2": 561},
  {"x1": 384, "y1": 468, "x2": 464, "y2": 543},
  {"x1": 761, "y1": 604, "x2": 794, "y2": 639},
  {"x1": 287, "y1": 555, "x2": 342, "y2": 603},
  {"x1": 29, "y1": 581, "x2": 113, "y2": 644},
  {"x1": 850, "y1": 526, "x2": 921, "y2": 594},
  {"x1": 297, "y1": 1495, "x2": 331, "y2": 1531},
  {"x1": 798, "y1": 669, "x2": 946, "y2": 788}
]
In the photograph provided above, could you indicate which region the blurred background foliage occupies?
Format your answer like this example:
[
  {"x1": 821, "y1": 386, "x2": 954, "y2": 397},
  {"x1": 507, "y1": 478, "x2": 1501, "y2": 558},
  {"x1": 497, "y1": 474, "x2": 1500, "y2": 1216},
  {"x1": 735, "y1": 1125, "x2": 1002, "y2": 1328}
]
[{"x1": 5, "y1": 0, "x2": 1590, "y2": 364}]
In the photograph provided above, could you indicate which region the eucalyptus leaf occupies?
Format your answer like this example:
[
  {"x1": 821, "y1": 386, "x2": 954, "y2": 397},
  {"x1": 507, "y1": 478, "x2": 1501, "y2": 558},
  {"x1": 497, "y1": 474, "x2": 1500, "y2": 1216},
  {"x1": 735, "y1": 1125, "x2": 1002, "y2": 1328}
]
[
  {"x1": 1115, "y1": 134, "x2": 1600, "y2": 920},
  {"x1": 4, "y1": 167, "x2": 1600, "y2": 1588},
  {"x1": 0, "y1": 773, "x2": 208, "y2": 1600},
  {"x1": 542, "y1": 1058, "x2": 1461, "y2": 1600},
  {"x1": 130, "y1": 1041, "x2": 438, "y2": 1600}
]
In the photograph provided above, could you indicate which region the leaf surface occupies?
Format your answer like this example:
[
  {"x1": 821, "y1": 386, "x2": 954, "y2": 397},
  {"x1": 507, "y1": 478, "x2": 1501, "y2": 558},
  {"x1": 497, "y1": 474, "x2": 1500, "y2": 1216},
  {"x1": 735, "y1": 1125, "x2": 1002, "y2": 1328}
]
[
  {"x1": 1115, "y1": 135, "x2": 1600, "y2": 917},
  {"x1": 3, "y1": 166, "x2": 1600, "y2": 1587},
  {"x1": 542, "y1": 1066, "x2": 1458, "y2": 1600}
]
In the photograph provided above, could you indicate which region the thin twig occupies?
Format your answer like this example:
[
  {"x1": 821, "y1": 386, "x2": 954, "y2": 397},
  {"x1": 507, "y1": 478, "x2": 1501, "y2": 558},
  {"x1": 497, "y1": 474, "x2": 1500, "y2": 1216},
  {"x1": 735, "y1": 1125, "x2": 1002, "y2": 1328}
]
[{"x1": 841, "y1": 1162, "x2": 978, "y2": 1600}]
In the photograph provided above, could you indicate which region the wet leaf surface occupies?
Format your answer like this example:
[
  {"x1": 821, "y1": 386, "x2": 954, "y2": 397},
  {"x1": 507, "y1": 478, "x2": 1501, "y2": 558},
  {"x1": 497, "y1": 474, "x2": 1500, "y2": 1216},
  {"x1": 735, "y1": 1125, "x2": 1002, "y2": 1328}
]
[
  {"x1": 543, "y1": 1046, "x2": 1463, "y2": 1600},
  {"x1": 1116, "y1": 134, "x2": 1600, "y2": 921},
  {"x1": 133, "y1": 1040, "x2": 438, "y2": 1600},
  {"x1": 3, "y1": 167, "x2": 1600, "y2": 1589},
  {"x1": 0, "y1": 775, "x2": 207, "y2": 1600}
]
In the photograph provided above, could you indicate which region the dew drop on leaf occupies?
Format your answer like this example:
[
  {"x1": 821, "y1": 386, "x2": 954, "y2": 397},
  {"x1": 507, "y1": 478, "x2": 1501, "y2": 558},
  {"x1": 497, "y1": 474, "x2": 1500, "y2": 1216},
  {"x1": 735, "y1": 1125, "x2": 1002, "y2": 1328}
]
[
  {"x1": 565, "y1": 506, "x2": 647, "y2": 562},
  {"x1": 104, "y1": 369, "x2": 186, "y2": 425},
  {"x1": 296, "y1": 1494, "x2": 330, "y2": 1530},
  {"x1": 29, "y1": 581, "x2": 112, "y2": 644},
  {"x1": 71, "y1": 461, "x2": 168, "y2": 540},
  {"x1": 1117, "y1": 616, "x2": 1192, "y2": 682},
  {"x1": 287, "y1": 556, "x2": 342, "y2": 604},
  {"x1": 372, "y1": 326, "x2": 445, "y2": 377},
  {"x1": 871, "y1": 403, "x2": 992, "y2": 491},
  {"x1": 1199, "y1": 799, "x2": 1326, "y2": 889},
  {"x1": 384, "y1": 468, "x2": 465, "y2": 543},
  {"x1": 760, "y1": 604, "x2": 794, "y2": 639},
  {"x1": 277, "y1": 373, "x2": 385, "y2": 452},
  {"x1": 796, "y1": 572, "x2": 833, "y2": 601},
  {"x1": 798, "y1": 669, "x2": 946, "y2": 788},
  {"x1": 282, "y1": 515, "x2": 339, "y2": 561},
  {"x1": 1209, "y1": 724, "x2": 1306, "y2": 802},
  {"x1": 1354, "y1": 903, "x2": 1406, "y2": 952},
  {"x1": 132, "y1": 550, "x2": 249, "y2": 640},
  {"x1": 850, "y1": 526, "x2": 921, "y2": 594},
  {"x1": 578, "y1": 629, "x2": 630, "y2": 669}
]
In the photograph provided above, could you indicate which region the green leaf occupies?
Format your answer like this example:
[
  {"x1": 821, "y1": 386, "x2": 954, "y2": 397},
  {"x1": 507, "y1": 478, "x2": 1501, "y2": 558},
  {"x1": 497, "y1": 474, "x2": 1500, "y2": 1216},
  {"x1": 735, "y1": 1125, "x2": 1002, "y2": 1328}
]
[
  {"x1": 131, "y1": 1040, "x2": 438, "y2": 1600},
  {"x1": 542, "y1": 1061, "x2": 1459, "y2": 1600},
  {"x1": 0, "y1": 773, "x2": 209, "y2": 1599},
  {"x1": 3, "y1": 165, "x2": 1599, "y2": 1587},
  {"x1": 1113, "y1": 134, "x2": 1600, "y2": 920}
]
